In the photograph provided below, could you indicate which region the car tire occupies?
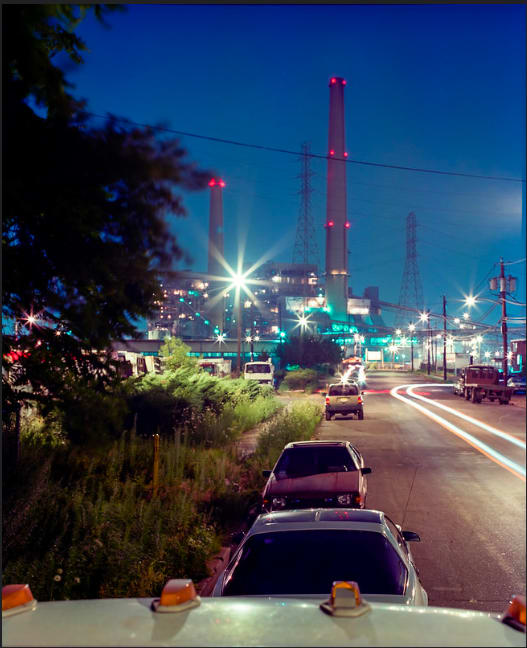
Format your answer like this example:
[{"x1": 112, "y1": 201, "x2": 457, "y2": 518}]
[
  {"x1": 464, "y1": 388, "x2": 470, "y2": 400},
  {"x1": 358, "y1": 409, "x2": 364, "y2": 420},
  {"x1": 471, "y1": 389, "x2": 478, "y2": 403}
]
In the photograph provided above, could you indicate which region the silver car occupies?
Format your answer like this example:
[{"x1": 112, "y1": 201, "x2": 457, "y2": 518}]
[{"x1": 212, "y1": 508, "x2": 428, "y2": 605}]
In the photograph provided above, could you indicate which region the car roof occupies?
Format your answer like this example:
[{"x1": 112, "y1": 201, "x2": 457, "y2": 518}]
[
  {"x1": 3, "y1": 597, "x2": 523, "y2": 647},
  {"x1": 284, "y1": 440, "x2": 350, "y2": 449},
  {"x1": 252, "y1": 508, "x2": 384, "y2": 529}
]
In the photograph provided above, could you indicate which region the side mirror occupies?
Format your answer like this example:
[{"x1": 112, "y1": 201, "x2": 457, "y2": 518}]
[
  {"x1": 262, "y1": 469, "x2": 271, "y2": 478},
  {"x1": 402, "y1": 530, "x2": 421, "y2": 542},
  {"x1": 361, "y1": 467, "x2": 372, "y2": 475},
  {"x1": 322, "y1": 392, "x2": 327, "y2": 398},
  {"x1": 361, "y1": 391, "x2": 365, "y2": 395}
]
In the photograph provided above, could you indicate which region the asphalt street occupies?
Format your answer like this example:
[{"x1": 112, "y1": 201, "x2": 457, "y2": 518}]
[{"x1": 314, "y1": 371, "x2": 526, "y2": 613}]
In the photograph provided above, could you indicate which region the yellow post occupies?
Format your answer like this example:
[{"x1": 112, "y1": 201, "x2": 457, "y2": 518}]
[{"x1": 152, "y1": 433, "x2": 160, "y2": 496}]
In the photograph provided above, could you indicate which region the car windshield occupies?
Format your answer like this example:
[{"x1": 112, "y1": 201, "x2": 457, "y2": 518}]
[
  {"x1": 274, "y1": 446, "x2": 356, "y2": 478},
  {"x1": 223, "y1": 530, "x2": 407, "y2": 596},
  {"x1": 245, "y1": 364, "x2": 271, "y2": 374},
  {"x1": 329, "y1": 384, "x2": 358, "y2": 396}
]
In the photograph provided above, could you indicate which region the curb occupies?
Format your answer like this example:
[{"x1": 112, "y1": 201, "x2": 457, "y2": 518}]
[{"x1": 195, "y1": 545, "x2": 231, "y2": 596}]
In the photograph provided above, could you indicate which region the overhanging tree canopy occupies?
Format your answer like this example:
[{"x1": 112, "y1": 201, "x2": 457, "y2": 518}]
[{"x1": 2, "y1": 5, "x2": 210, "y2": 437}]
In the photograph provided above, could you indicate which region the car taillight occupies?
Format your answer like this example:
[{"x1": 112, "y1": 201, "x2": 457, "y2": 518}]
[
  {"x1": 326, "y1": 397, "x2": 330, "y2": 405},
  {"x1": 357, "y1": 396, "x2": 363, "y2": 404}
]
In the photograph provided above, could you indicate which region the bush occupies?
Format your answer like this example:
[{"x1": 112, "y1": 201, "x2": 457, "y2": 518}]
[{"x1": 282, "y1": 368, "x2": 319, "y2": 392}]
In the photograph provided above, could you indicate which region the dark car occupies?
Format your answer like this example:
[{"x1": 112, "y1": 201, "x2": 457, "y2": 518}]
[{"x1": 261, "y1": 440, "x2": 371, "y2": 512}]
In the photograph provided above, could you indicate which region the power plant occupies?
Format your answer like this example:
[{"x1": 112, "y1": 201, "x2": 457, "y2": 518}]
[{"x1": 146, "y1": 76, "x2": 396, "y2": 362}]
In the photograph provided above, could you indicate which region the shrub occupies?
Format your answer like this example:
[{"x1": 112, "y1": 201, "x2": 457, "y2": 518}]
[{"x1": 283, "y1": 368, "x2": 319, "y2": 392}]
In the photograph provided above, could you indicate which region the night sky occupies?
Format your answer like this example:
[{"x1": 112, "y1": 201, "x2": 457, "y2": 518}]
[{"x1": 68, "y1": 4, "x2": 525, "y2": 326}]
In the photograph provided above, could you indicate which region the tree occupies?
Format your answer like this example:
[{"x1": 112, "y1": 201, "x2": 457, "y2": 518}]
[
  {"x1": 160, "y1": 337, "x2": 199, "y2": 371},
  {"x1": 2, "y1": 5, "x2": 210, "y2": 448},
  {"x1": 276, "y1": 335, "x2": 343, "y2": 369}
]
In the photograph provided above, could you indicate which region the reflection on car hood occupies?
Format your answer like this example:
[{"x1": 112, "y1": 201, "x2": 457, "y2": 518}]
[
  {"x1": 266, "y1": 471, "x2": 360, "y2": 496},
  {"x1": 3, "y1": 597, "x2": 524, "y2": 647}
]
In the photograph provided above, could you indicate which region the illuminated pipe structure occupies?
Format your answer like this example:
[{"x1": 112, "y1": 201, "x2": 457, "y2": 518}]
[{"x1": 325, "y1": 76, "x2": 349, "y2": 322}]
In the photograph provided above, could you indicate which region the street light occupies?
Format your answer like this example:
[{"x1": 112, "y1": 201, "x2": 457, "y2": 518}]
[
  {"x1": 463, "y1": 312, "x2": 469, "y2": 320},
  {"x1": 465, "y1": 295, "x2": 477, "y2": 308},
  {"x1": 408, "y1": 323, "x2": 416, "y2": 371}
]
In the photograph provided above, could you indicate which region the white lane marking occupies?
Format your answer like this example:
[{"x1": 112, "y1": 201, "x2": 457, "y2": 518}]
[
  {"x1": 391, "y1": 385, "x2": 526, "y2": 481},
  {"x1": 405, "y1": 384, "x2": 526, "y2": 450}
]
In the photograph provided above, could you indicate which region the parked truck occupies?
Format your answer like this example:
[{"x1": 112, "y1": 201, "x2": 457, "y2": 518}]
[
  {"x1": 452, "y1": 365, "x2": 513, "y2": 404},
  {"x1": 243, "y1": 359, "x2": 274, "y2": 387}
]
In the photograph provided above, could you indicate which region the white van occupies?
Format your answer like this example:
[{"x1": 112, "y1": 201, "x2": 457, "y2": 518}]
[{"x1": 243, "y1": 359, "x2": 274, "y2": 386}]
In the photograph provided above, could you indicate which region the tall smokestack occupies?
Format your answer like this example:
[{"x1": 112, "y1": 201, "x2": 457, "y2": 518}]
[
  {"x1": 325, "y1": 76, "x2": 349, "y2": 322},
  {"x1": 207, "y1": 177, "x2": 225, "y2": 332}
]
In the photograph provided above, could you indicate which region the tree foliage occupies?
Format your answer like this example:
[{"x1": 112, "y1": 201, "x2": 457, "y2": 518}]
[
  {"x1": 2, "y1": 5, "x2": 210, "y2": 443},
  {"x1": 276, "y1": 335, "x2": 343, "y2": 369},
  {"x1": 160, "y1": 337, "x2": 199, "y2": 372}
]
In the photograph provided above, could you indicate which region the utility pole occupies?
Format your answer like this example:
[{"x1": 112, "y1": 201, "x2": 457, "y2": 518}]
[
  {"x1": 499, "y1": 257, "x2": 508, "y2": 382},
  {"x1": 236, "y1": 296, "x2": 242, "y2": 377},
  {"x1": 427, "y1": 309, "x2": 431, "y2": 376},
  {"x1": 442, "y1": 296, "x2": 447, "y2": 381}
]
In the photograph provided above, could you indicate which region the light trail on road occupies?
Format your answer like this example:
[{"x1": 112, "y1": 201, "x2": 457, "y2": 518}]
[
  {"x1": 405, "y1": 384, "x2": 526, "y2": 449},
  {"x1": 391, "y1": 384, "x2": 526, "y2": 482}
]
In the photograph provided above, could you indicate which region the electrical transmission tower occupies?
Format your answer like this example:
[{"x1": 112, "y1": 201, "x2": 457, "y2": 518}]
[
  {"x1": 396, "y1": 212, "x2": 424, "y2": 326},
  {"x1": 293, "y1": 142, "x2": 318, "y2": 269}
]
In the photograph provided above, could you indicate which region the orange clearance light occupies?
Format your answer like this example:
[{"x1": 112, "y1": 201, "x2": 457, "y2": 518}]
[
  {"x1": 502, "y1": 595, "x2": 526, "y2": 631},
  {"x1": 320, "y1": 581, "x2": 371, "y2": 617},
  {"x1": 2, "y1": 584, "x2": 36, "y2": 614},
  {"x1": 208, "y1": 179, "x2": 216, "y2": 187},
  {"x1": 152, "y1": 579, "x2": 200, "y2": 613}
]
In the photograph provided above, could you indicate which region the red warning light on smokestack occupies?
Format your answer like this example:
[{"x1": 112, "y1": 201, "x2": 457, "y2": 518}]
[
  {"x1": 219, "y1": 180, "x2": 226, "y2": 187},
  {"x1": 209, "y1": 179, "x2": 216, "y2": 187},
  {"x1": 329, "y1": 150, "x2": 335, "y2": 156},
  {"x1": 328, "y1": 220, "x2": 334, "y2": 227},
  {"x1": 345, "y1": 222, "x2": 350, "y2": 229},
  {"x1": 342, "y1": 79, "x2": 347, "y2": 85},
  {"x1": 343, "y1": 152, "x2": 348, "y2": 157},
  {"x1": 330, "y1": 77, "x2": 336, "y2": 84}
]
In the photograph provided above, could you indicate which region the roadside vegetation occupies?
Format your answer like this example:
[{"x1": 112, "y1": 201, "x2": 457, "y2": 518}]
[{"x1": 2, "y1": 370, "x2": 322, "y2": 601}]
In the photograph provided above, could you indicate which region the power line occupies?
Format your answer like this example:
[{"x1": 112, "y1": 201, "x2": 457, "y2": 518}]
[{"x1": 85, "y1": 112, "x2": 524, "y2": 184}]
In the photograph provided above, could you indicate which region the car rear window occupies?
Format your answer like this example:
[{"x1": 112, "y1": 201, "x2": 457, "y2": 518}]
[
  {"x1": 245, "y1": 364, "x2": 271, "y2": 374},
  {"x1": 329, "y1": 384, "x2": 358, "y2": 396},
  {"x1": 222, "y1": 530, "x2": 407, "y2": 596},
  {"x1": 274, "y1": 446, "x2": 356, "y2": 477}
]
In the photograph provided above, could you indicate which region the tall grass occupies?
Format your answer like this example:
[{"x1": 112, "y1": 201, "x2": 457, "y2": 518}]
[{"x1": 3, "y1": 384, "x2": 320, "y2": 601}]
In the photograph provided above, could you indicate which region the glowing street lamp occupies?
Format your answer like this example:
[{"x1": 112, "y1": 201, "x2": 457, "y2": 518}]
[
  {"x1": 484, "y1": 351, "x2": 491, "y2": 360},
  {"x1": 465, "y1": 295, "x2": 477, "y2": 308},
  {"x1": 395, "y1": 328, "x2": 401, "y2": 335},
  {"x1": 463, "y1": 312, "x2": 469, "y2": 320},
  {"x1": 454, "y1": 317, "x2": 460, "y2": 324},
  {"x1": 419, "y1": 312, "x2": 428, "y2": 323}
]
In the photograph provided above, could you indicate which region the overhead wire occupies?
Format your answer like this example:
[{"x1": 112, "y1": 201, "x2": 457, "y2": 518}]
[{"x1": 85, "y1": 111, "x2": 524, "y2": 184}]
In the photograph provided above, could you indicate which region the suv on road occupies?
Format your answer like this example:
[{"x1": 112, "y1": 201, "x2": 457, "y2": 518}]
[{"x1": 325, "y1": 382, "x2": 364, "y2": 420}]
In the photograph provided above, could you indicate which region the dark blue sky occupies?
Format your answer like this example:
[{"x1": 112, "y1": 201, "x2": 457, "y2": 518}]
[{"x1": 69, "y1": 4, "x2": 525, "y2": 326}]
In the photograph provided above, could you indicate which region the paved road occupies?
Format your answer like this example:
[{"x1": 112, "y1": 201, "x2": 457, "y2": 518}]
[{"x1": 314, "y1": 371, "x2": 526, "y2": 613}]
